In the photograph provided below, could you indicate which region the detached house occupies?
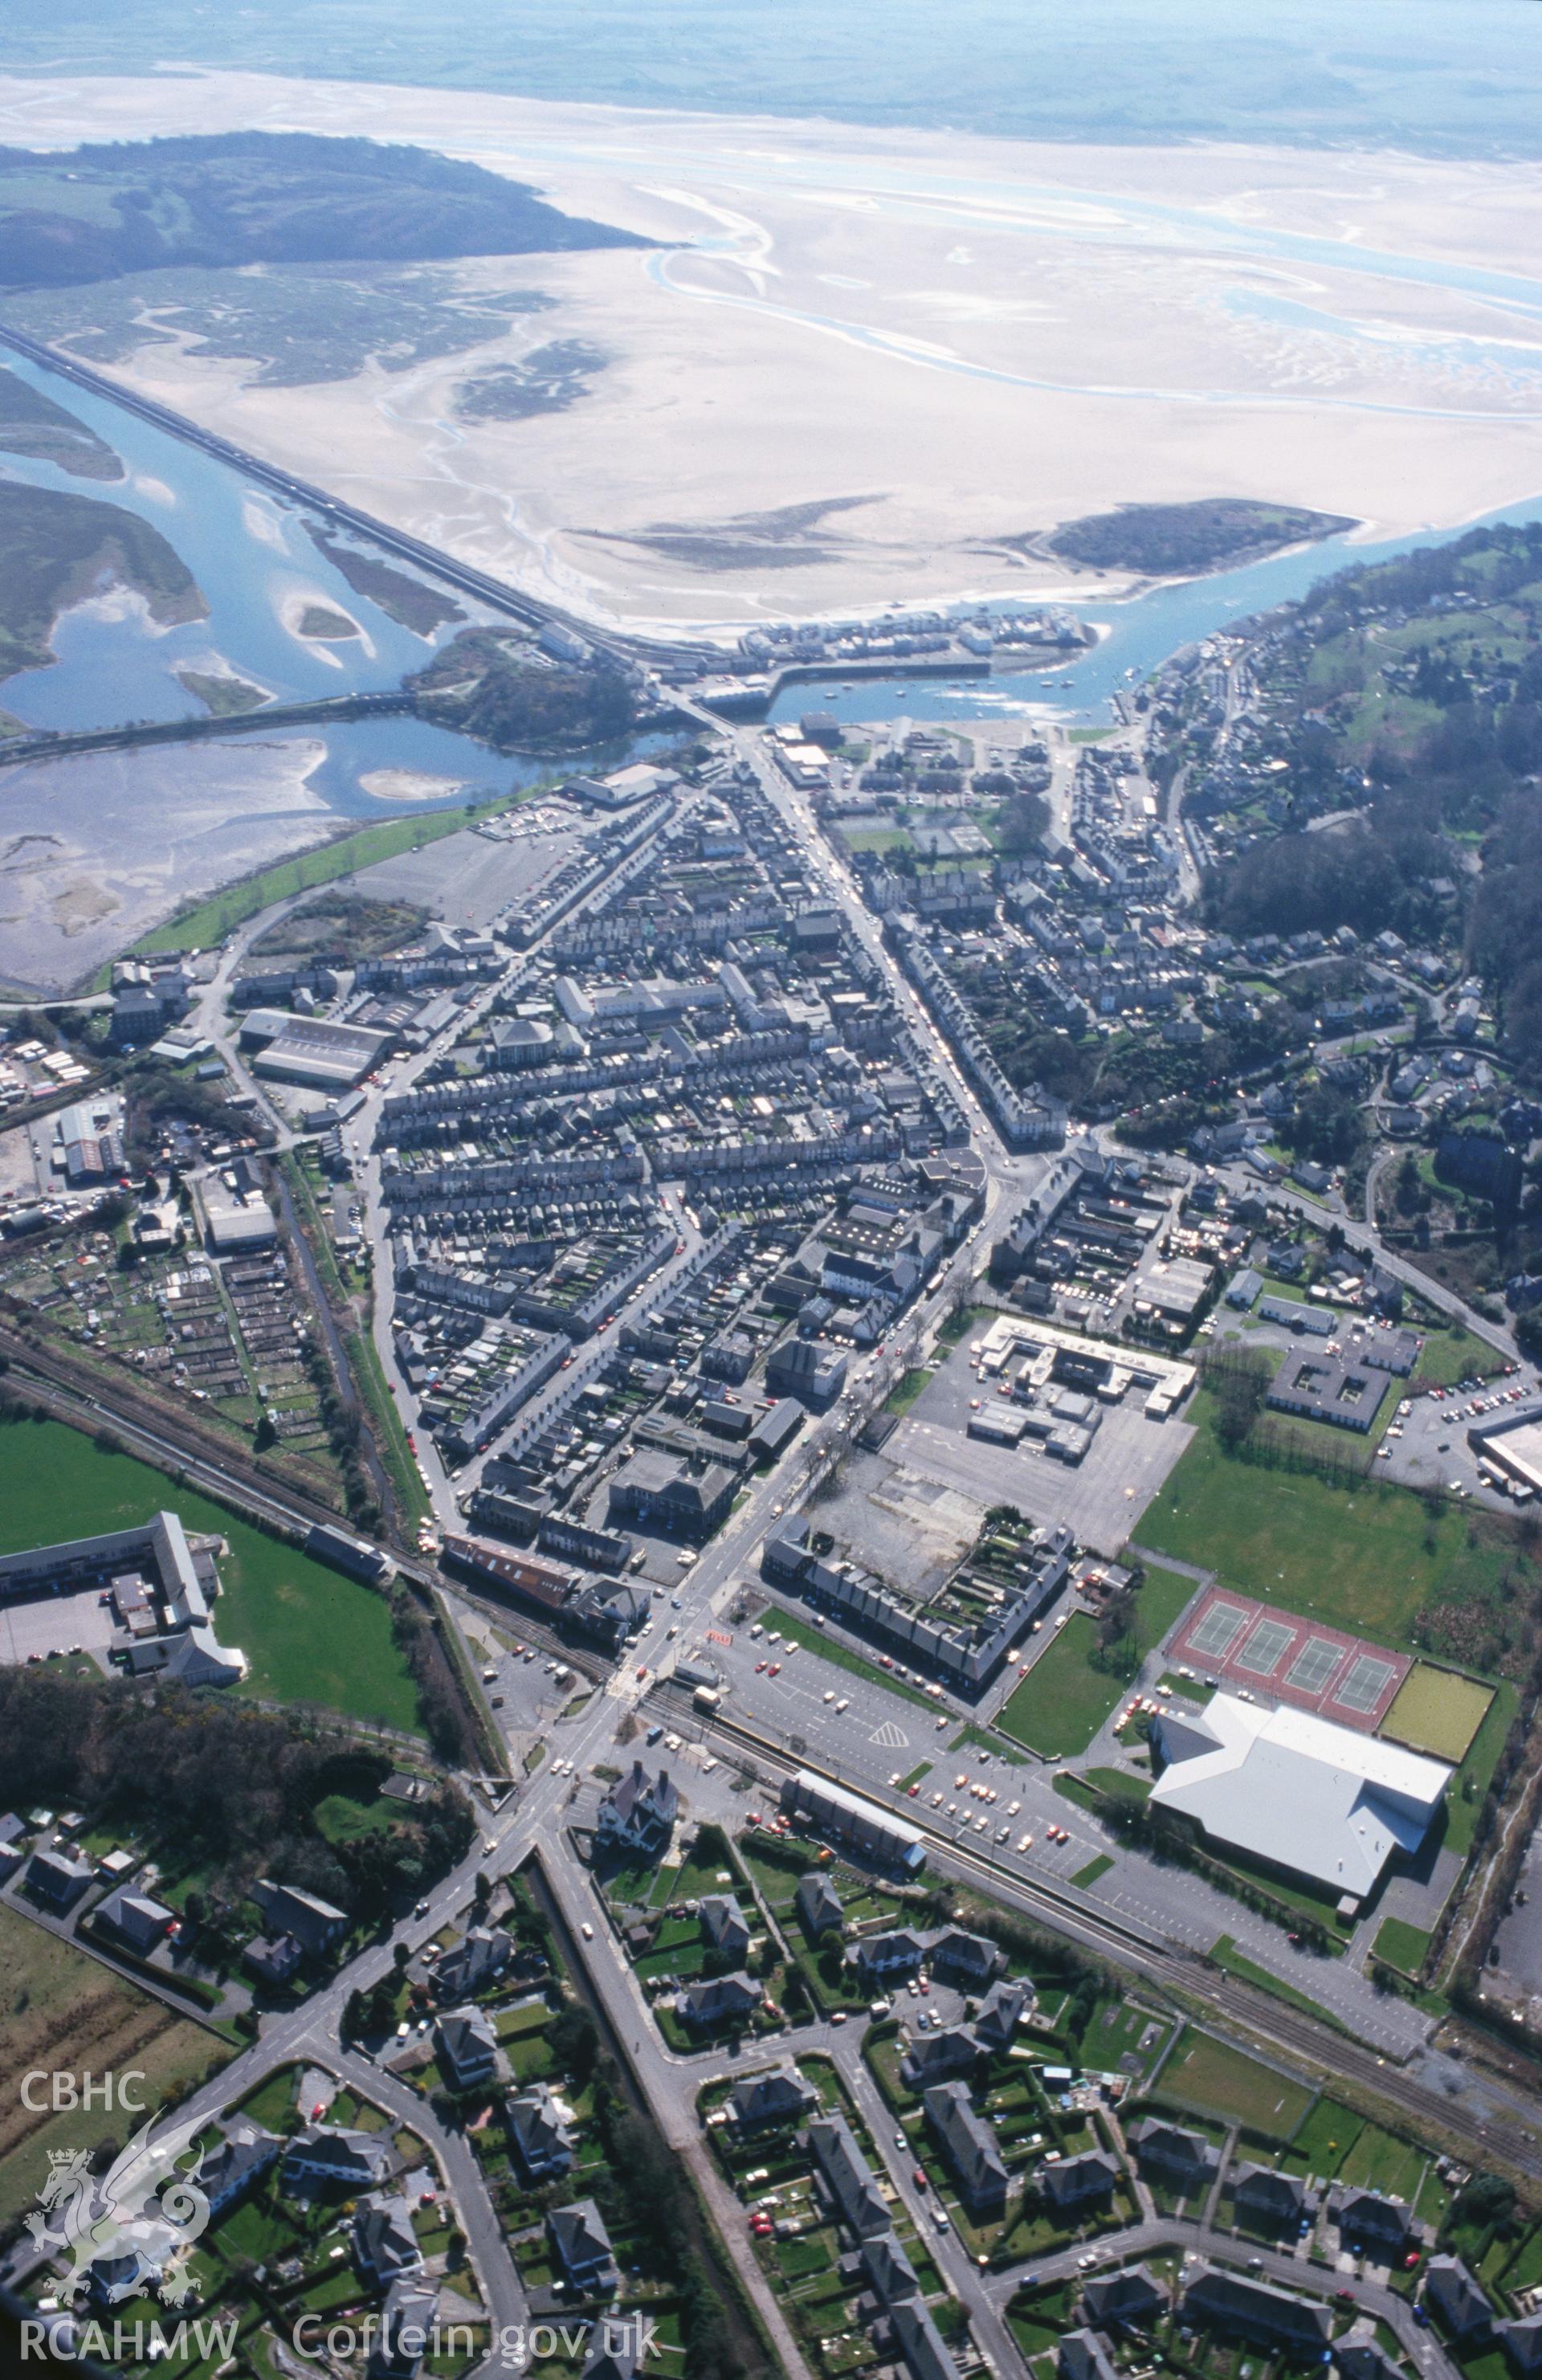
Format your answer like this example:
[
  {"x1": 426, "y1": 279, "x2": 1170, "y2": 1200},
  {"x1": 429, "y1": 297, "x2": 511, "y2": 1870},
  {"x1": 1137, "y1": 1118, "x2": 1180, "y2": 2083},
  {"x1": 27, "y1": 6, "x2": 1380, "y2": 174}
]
[
  {"x1": 434, "y1": 2004, "x2": 500, "y2": 2091},
  {"x1": 505, "y1": 2084, "x2": 573, "y2": 2184},
  {"x1": 795, "y1": 1872, "x2": 844, "y2": 1937},
  {"x1": 700, "y1": 1894, "x2": 752, "y2": 1962},
  {"x1": 548, "y1": 2198, "x2": 615, "y2": 2293},
  {"x1": 282, "y1": 2125, "x2": 395, "y2": 2194},
  {"x1": 353, "y1": 2194, "x2": 422, "y2": 2288},
  {"x1": 432, "y1": 1925, "x2": 512, "y2": 2002},
  {"x1": 595, "y1": 1762, "x2": 679, "y2": 1855}
]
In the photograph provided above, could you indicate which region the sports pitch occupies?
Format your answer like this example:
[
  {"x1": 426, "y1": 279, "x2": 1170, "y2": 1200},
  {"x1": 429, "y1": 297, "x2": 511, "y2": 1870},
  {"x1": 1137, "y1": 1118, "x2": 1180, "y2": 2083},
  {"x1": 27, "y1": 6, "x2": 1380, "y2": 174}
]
[{"x1": 1379, "y1": 1663, "x2": 1494, "y2": 1763}]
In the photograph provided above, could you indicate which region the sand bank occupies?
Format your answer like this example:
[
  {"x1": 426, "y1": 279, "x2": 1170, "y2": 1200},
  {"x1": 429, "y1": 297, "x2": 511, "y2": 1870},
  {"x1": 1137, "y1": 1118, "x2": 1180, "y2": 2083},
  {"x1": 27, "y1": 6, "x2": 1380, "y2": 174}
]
[
  {"x1": 3, "y1": 70, "x2": 1541, "y2": 633},
  {"x1": 357, "y1": 767, "x2": 466, "y2": 802}
]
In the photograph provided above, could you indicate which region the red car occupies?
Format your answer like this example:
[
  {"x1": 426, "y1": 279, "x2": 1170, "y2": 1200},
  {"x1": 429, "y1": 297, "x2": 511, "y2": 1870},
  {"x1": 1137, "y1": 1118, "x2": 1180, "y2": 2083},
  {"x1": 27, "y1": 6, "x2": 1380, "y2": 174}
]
[
  {"x1": 768, "y1": 1663, "x2": 781, "y2": 1676},
  {"x1": 755, "y1": 1660, "x2": 766, "y2": 1673},
  {"x1": 912, "y1": 2168, "x2": 928, "y2": 2190}
]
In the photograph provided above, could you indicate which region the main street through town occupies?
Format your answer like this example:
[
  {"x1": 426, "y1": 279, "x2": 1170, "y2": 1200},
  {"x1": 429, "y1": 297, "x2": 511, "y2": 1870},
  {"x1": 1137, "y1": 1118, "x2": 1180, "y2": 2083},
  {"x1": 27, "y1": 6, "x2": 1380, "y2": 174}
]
[{"x1": 13, "y1": 691, "x2": 1542, "y2": 2380}]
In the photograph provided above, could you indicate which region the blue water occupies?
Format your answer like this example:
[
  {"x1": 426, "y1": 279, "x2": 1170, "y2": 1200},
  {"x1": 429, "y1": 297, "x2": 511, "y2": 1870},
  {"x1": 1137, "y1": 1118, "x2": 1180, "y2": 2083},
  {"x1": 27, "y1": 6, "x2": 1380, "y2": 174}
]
[
  {"x1": 271, "y1": 714, "x2": 544, "y2": 818},
  {"x1": 0, "y1": 352, "x2": 467, "y2": 730},
  {"x1": 765, "y1": 492, "x2": 1542, "y2": 731},
  {"x1": 9, "y1": 341, "x2": 1542, "y2": 749}
]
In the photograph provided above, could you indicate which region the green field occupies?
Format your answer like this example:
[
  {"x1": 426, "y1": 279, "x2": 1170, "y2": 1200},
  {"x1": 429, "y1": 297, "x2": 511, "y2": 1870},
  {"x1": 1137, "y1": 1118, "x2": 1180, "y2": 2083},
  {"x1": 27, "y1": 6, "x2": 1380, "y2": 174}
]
[
  {"x1": 1140, "y1": 1389, "x2": 1539, "y2": 1659},
  {"x1": 128, "y1": 802, "x2": 496, "y2": 960},
  {"x1": 996, "y1": 1566, "x2": 1196, "y2": 1757},
  {"x1": 0, "y1": 1416, "x2": 421, "y2": 1732},
  {"x1": 1414, "y1": 1329, "x2": 1507, "y2": 1389},
  {"x1": 0, "y1": 1904, "x2": 224, "y2": 2221},
  {"x1": 1381, "y1": 1664, "x2": 1494, "y2": 1762},
  {"x1": 1158, "y1": 2027, "x2": 1314, "y2": 2133},
  {"x1": 1443, "y1": 1680, "x2": 1517, "y2": 1859},
  {"x1": 1285, "y1": 2097, "x2": 1360, "y2": 2179},
  {"x1": 124, "y1": 765, "x2": 559, "y2": 968}
]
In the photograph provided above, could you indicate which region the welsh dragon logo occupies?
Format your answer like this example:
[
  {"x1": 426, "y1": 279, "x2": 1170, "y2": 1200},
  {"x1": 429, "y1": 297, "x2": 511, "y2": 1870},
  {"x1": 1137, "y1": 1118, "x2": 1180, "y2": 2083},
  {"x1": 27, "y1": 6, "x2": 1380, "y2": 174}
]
[{"x1": 23, "y1": 2115, "x2": 210, "y2": 2306}]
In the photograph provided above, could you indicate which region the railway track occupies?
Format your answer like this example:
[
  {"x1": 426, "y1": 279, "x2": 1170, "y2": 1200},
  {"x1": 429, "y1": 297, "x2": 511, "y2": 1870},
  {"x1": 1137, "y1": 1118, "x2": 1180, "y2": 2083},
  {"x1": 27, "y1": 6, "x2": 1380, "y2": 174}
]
[
  {"x1": 0, "y1": 325, "x2": 636, "y2": 665},
  {"x1": 682, "y1": 1693, "x2": 1542, "y2": 2187}
]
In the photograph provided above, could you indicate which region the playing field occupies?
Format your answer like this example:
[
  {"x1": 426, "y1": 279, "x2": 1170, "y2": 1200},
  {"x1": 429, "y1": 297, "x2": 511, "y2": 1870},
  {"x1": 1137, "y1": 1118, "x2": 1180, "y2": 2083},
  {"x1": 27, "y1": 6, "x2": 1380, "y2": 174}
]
[
  {"x1": 1159, "y1": 2027, "x2": 1314, "y2": 2134},
  {"x1": 1141, "y1": 1389, "x2": 1541, "y2": 1659},
  {"x1": 1380, "y1": 1663, "x2": 1494, "y2": 1762},
  {"x1": 0, "y1": 1417, "x2": 422, "y2": 1732}
]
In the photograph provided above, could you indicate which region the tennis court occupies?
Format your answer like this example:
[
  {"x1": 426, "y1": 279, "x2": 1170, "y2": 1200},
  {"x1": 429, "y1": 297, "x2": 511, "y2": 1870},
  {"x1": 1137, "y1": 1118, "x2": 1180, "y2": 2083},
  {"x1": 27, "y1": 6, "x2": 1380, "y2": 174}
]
[
  {"x1": 1333, "y1": 1653, "x2": 1400, "y2": 1716},
  {"x1": 1166, "y1": 1586, "x2": 1410, "y2": 1731},
  {"x1": 1189, "y1": 1600, "x2": 1249, "y2": 1660},
  {"x1": 1237, "y1": 1617, "x2": 1294, "y2": 1677},
  {"x1": 1286, "y1": 1638, "x2": 1341, "y2": 1695}
]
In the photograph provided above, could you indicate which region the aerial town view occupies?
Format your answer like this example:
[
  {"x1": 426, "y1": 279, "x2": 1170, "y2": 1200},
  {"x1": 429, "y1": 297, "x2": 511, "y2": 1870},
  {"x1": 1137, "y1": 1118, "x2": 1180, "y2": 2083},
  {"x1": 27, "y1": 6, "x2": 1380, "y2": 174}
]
[{"x1": 5, "y1": 4, "x2": 1542, "y2": 2379}]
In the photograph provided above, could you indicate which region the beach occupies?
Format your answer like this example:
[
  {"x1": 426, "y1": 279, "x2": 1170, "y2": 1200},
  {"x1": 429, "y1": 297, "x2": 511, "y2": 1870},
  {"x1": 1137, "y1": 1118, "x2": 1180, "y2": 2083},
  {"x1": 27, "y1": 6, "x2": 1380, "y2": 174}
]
[{"x1": 2, "y1": 70, "x2": 1540, "y2": 632}]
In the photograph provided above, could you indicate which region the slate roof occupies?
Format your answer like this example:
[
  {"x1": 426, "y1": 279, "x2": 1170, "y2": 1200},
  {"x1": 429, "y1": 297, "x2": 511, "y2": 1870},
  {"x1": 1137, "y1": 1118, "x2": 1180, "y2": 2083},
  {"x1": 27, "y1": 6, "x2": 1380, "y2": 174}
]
[
  {"x1": 1128, "y1": 2117, "x2": 1221, "y2": 2186},
  {"x1": 549, "y1": 2198, "x2": 614, "y2": 2282},
  {"x1": 432, "y1": 1925, "x2": 511, "y2": 2001},
  {"x1": 677, "y1": 1970, "x2": 762, "y2": 2027},
  {"x1": 973, "y1": 1977, "x2": 1034, "y2": 2051},
  {"x1": 795, "y1": 1873, "x2": 844, "y2": 1935},
  {"x1": 924, "y1": 2081, "x2": 1009, "y2": 2209},
  {"x1": 928, "y1": 1927, "x2": 1006, "y2": 1985},
  {"x1": 1425, "y1": 2255, "x2": 1492, "y2": 2338},
  {"x1": 809, "y1": 2115, "x2": 890, "y2": 2237},
  {"x1": 1041, "y1": 2149, "x2": 1120, "y2": 2209},
  {"x1": 1082, "y1": 2264, "x2": 1169, "y2": 2329},
  {"x1": 1059, "y1": 2330, "x2": 1118, "y2": 2380},
  {"x1": 700, "y1": 1893, "x2": 751, "y2": 1956},
  {"x1": 354, "y1": 2194, "x2": 422, "y2": 2284},
  {"x1": 1181, "y1": 2267, "x2": 1332, "y2": 2348},
  {"x1": 505, "y1": 2083, "x2": 573, "y2": 2178},
  {"x1": 1233, "y1": 2162, "x2": 1312, "y2": 2223},
  {"x1": 900, "y1": 2027, "x2": 978, "y2": 2092},
  {"x1": 1327, "y1": 2183, "x2": 1413, "y2": 2249},
  {"x1": 728, "y1": 2061, "x2": 818, "y2": 2129}
]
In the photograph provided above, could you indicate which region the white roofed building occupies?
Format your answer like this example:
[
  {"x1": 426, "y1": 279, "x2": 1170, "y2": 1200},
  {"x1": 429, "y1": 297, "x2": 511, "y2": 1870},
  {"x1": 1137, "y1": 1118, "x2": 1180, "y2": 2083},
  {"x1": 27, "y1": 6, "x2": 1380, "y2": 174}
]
[{"x1": 1149, "y1": 1693, "x2": 1450, "y2": 1905}]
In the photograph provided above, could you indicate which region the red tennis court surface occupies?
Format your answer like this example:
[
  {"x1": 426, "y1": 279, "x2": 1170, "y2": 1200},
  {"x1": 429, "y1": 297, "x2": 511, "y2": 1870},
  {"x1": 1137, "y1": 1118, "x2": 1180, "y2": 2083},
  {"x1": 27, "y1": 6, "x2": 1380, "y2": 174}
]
[{"x1": 1165, "y1": 1587, "x2": 1410, "y2": 1733}]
